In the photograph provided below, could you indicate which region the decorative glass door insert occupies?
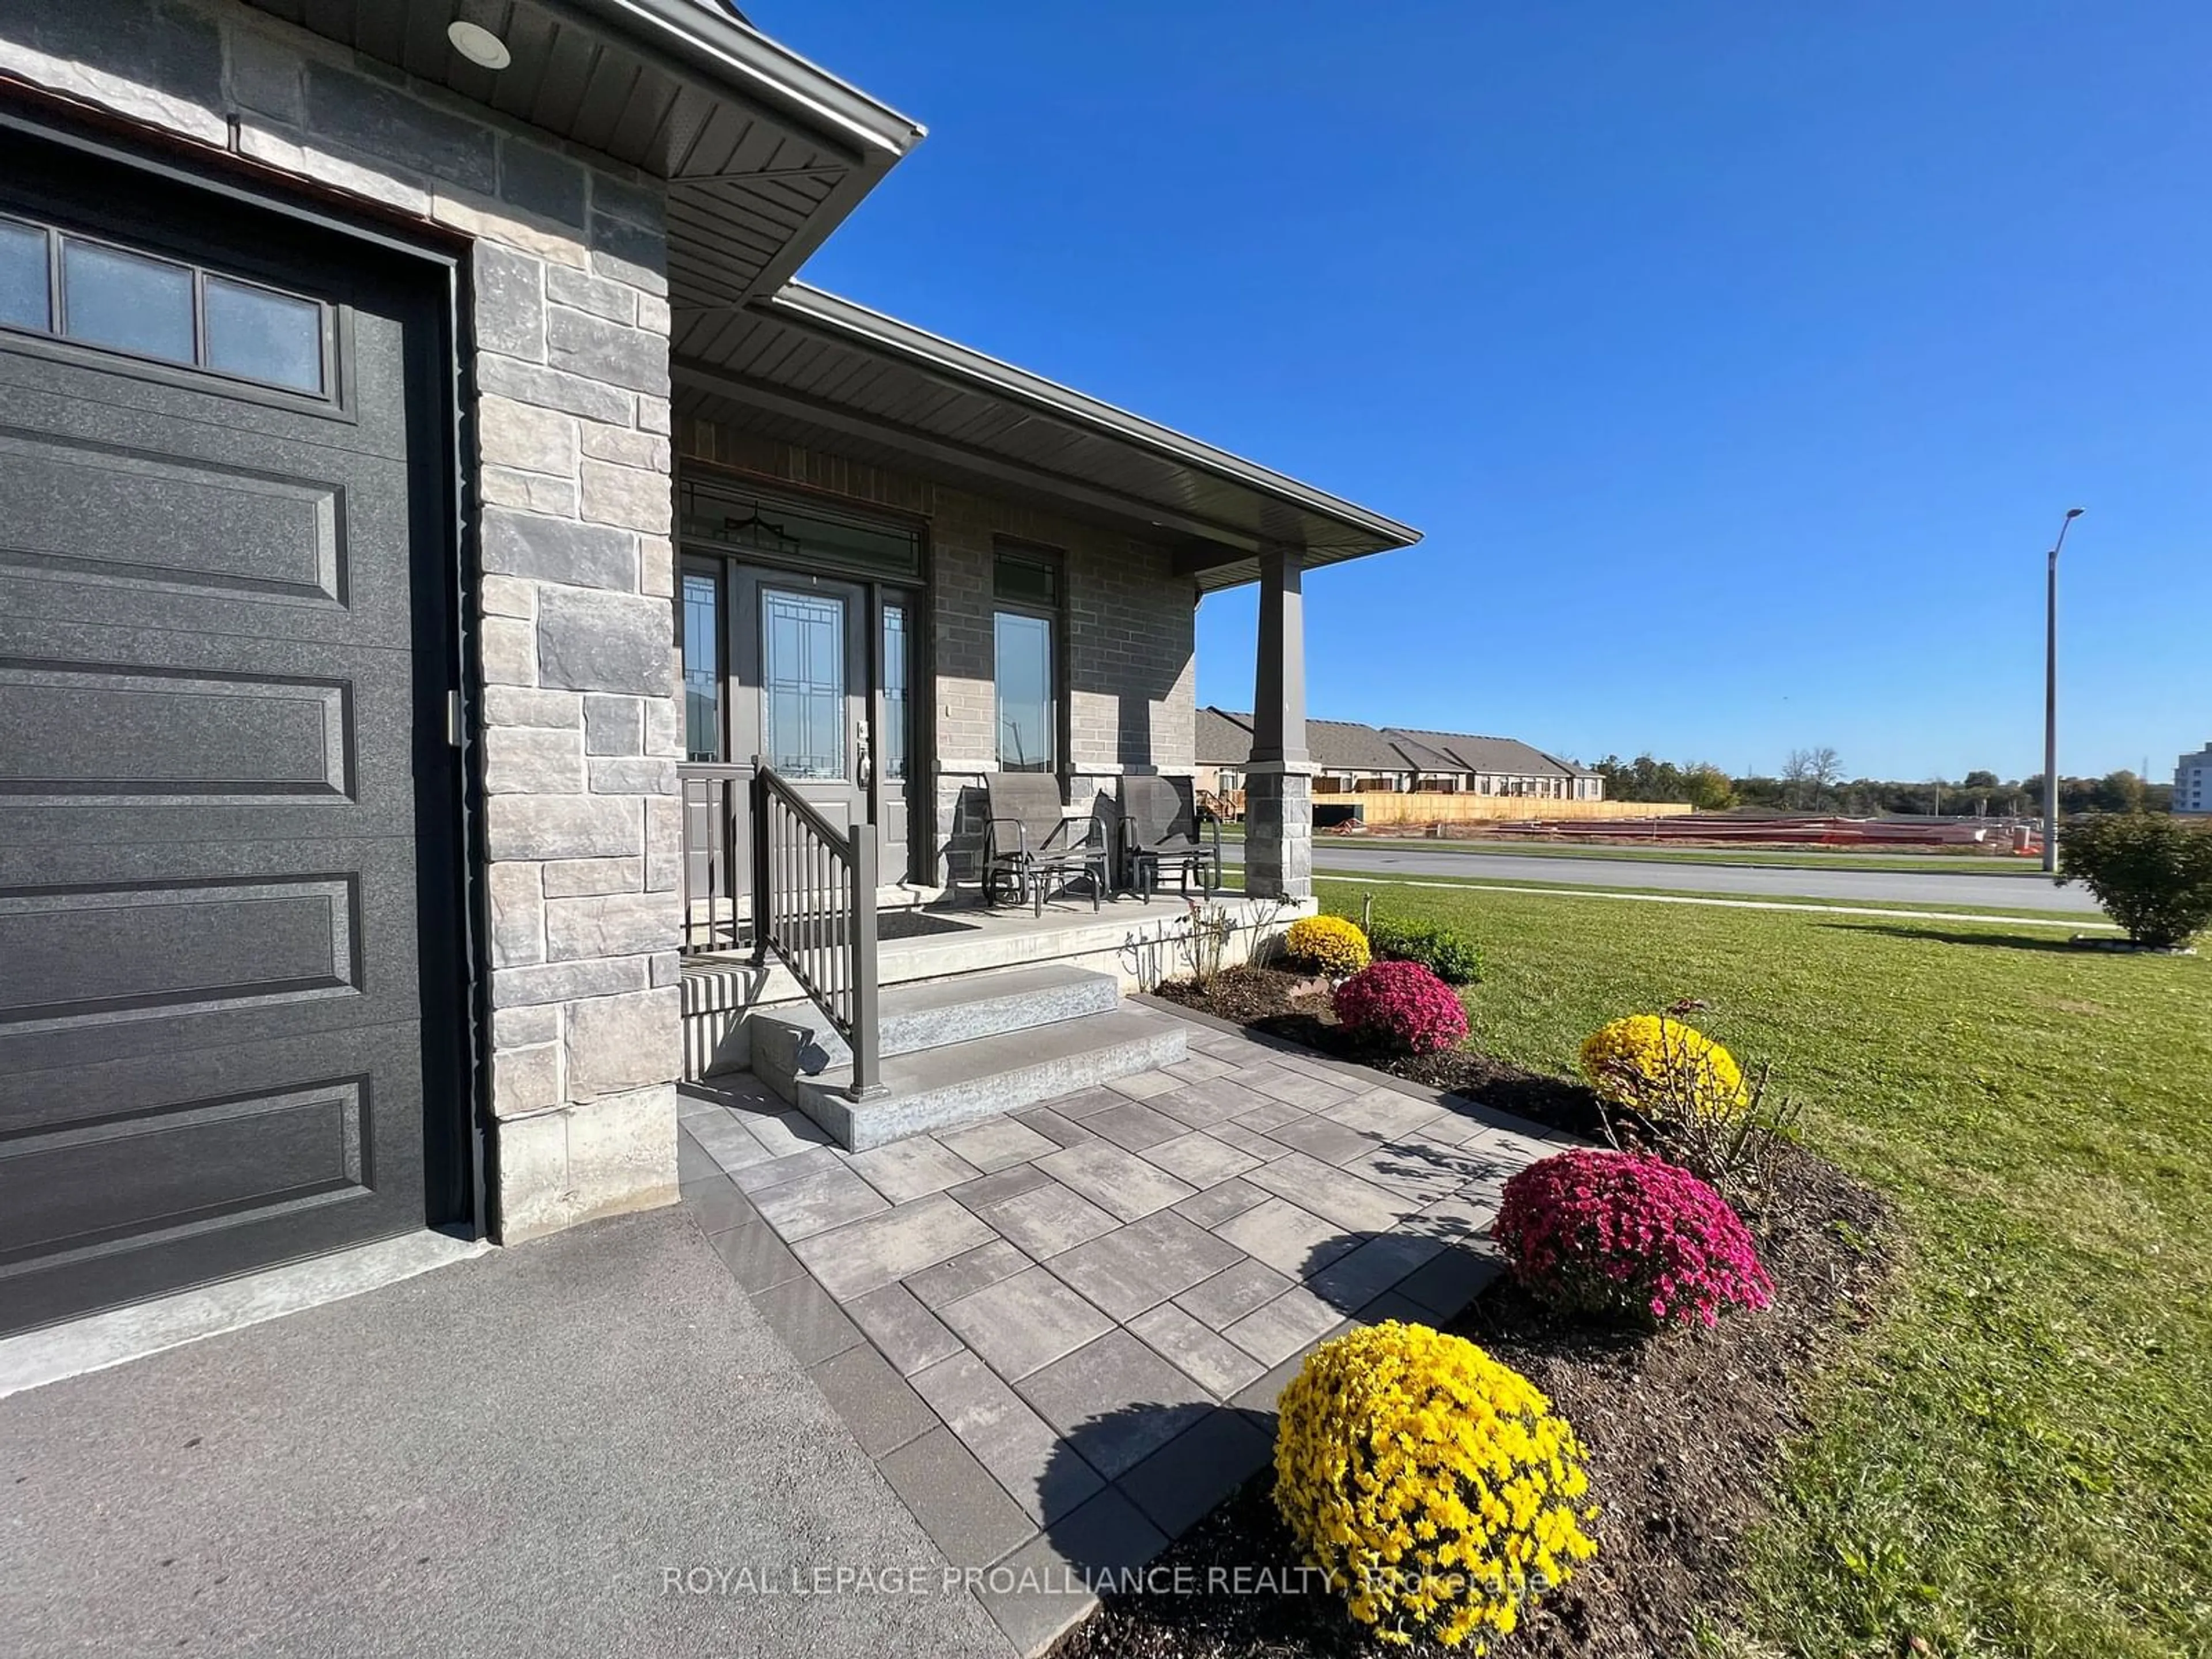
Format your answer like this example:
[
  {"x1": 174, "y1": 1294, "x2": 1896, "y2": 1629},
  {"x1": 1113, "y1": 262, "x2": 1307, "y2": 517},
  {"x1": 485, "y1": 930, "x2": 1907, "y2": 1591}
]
[{"x1": 761, "y1": 587, "x2": 846, "y2": 780}]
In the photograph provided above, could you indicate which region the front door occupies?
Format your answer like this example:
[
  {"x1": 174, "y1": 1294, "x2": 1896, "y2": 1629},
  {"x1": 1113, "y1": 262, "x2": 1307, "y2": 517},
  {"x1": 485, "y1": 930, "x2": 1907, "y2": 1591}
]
[{"x1": 680, "y1": 556, "x2": 920, "y2": 929}]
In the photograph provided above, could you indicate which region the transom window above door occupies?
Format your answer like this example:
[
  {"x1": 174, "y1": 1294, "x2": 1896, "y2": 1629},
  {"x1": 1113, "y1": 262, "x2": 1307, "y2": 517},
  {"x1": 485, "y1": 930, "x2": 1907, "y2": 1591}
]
[{"x1": 679, "y1": 479, "x2": 920, "y2": 581}]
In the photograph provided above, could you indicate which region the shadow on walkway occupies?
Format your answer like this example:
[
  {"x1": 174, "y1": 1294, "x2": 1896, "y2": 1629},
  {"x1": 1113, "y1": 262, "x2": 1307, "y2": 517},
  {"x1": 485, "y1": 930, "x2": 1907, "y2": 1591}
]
[{"x1": 1017, "y1": 1207, "x2": 1513, "y2": 1646}]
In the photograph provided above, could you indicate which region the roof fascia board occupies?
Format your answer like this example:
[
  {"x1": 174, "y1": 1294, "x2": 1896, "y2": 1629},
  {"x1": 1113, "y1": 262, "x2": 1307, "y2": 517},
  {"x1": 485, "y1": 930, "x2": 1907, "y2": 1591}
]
[{"x1": 762, "y1": 283, "x2": 1419, "y2": 551}]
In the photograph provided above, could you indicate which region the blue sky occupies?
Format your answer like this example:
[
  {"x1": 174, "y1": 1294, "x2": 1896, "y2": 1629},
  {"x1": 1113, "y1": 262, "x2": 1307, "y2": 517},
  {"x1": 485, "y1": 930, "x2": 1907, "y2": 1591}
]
[{"x1": 769, "y1": 2, "x2": 2211, "y2": 782}]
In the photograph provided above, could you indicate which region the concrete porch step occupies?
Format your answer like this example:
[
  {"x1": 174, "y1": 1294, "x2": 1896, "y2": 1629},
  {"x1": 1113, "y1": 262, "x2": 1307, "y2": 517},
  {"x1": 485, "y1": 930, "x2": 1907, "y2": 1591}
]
[
  {"x1": 790, "y1": 1007, "x2": 1188, "y2": 1152},
  {"x1": 751, "y1": 964, "x2": 1122, "y2": 1101}
]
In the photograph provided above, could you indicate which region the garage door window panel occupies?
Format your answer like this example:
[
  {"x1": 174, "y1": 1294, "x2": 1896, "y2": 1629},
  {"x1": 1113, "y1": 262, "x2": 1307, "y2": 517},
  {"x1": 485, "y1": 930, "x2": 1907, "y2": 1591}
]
[
  {"x1": 60, "y1": 238, "x2": 195, "y2": 365},
  {"x1": 0, "y1": 219, "x2": 48, "y2": 330},
  {"x1": 0, "y1": 214, "x2": 331, "y2": 397},
  {"x1": 204, "y1": 276, "x2": 325, "y2": 394}
]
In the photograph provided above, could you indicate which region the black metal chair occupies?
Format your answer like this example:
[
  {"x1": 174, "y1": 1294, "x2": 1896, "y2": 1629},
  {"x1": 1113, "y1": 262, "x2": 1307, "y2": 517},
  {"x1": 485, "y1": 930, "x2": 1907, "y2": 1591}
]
[
  {"x1": 983, "y1": 773, "x2": 1110, "y2": 915},
  {"x1": 1118, "y1": 774, "x2": 1222, "y2": 902}
]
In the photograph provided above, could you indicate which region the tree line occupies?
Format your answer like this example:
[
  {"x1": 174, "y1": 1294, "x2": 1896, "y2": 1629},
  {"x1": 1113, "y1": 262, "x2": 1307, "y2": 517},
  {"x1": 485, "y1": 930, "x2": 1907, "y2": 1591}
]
[{"x1": 1588, "y1": 749, "x2": 2177, "y2": 816}]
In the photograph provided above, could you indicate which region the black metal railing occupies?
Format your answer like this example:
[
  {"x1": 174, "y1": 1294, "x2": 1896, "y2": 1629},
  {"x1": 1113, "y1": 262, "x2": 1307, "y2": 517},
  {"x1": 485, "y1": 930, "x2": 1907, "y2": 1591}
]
[
  {"x1": 679, "y1": 763, "x2": 747, "y2": 955},
  {"x1": 750, "y1": 762, "x2": 882, "y2": 1099}
]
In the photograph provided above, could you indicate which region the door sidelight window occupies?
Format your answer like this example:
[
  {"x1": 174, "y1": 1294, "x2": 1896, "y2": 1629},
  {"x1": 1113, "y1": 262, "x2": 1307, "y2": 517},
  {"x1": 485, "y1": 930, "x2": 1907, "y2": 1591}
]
[
  {"x1": 882, "y1": 603, "x2": 910, "y2": 784},
  {"x1": 681, "y1": 570, "x2": 721, "y2": 762}
]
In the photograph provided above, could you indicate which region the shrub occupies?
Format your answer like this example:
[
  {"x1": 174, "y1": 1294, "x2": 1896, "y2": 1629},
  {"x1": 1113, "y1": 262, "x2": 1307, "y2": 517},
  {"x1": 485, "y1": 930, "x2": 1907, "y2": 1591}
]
[
  {"x1": 1334, "y1": 960, "x2": 1468, "y2": 1055},
  {"x1": 1641, "y1": 1057, "x2": 1805, "y2": 1200},
  {"x1": 1492, "y1": 1147, "x2": 1774, "y2": 1328},
  {"x1": 1370, "y1": 918, "x2": 1484, "y2": 985},
  {"x1": 2058, "y1": 812, "x2": 2212, "y2": 948},
  {"x1": 1578, "y1": 1013, "x2": 1747, "y2": 1122},
  {"x1": 1275, "y1": 1321, "x2": 1597, "y2": 1649},
  {"x1": 1283, "y1": 914, "x2": 1372, "y2": 978}
]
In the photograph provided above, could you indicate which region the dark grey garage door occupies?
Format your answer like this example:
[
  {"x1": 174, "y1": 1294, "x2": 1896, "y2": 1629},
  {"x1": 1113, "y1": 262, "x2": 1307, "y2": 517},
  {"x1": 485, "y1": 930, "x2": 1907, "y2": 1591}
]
[{"x1": 0, "y1": 130, "x2": 467, "y2": 1335}]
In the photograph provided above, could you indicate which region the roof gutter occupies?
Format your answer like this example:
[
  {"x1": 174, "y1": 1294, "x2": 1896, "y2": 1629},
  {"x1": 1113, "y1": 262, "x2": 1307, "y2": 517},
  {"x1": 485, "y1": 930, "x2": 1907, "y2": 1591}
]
[
  {"x1": 548, "y1": 0, "x2": 926, "y2": 165},
  {"x1": 762, "y1": 282, "x2": 1421, "y2": 551}
]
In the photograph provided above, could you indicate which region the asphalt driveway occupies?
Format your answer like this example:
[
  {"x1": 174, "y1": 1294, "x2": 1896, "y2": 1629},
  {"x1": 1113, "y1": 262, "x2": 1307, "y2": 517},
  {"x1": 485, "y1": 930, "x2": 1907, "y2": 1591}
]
[{"x1": 0, "y1": 1210, "x2": 1013, "y2": 1659}]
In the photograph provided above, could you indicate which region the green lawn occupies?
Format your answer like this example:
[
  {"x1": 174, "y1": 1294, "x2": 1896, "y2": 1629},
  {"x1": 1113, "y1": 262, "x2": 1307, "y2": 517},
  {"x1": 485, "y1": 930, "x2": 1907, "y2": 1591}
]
[
  {"x1": 1313, "y1": 868, "x2": 2098, "y2": 926},
  {"x1": 1313, "y1": 878, "x2": 2212, "y2": 1658}
]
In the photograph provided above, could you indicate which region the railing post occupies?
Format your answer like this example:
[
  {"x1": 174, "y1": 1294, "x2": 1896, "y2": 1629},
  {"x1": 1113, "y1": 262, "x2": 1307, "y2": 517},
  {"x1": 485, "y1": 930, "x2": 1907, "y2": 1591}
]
[
  {"x1": 848, "y1": 821, "x2": 883, "y2": 1101},
  {"x1": 680, "y1": 775, "x2": 700, "y2": 955},
  {"x1": 749, "y1": 764, "x2": 770, "y2": 967}
]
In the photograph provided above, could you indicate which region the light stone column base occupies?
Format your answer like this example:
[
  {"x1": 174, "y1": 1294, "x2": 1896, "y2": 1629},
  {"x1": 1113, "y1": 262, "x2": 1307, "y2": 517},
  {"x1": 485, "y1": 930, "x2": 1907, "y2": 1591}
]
[
  {"x1": 1243, "y1": 764, "x2": 1313, "y2": 900},
  {"x1": 494, "y1": 1084, "x2": 679, "y2": 1244}
]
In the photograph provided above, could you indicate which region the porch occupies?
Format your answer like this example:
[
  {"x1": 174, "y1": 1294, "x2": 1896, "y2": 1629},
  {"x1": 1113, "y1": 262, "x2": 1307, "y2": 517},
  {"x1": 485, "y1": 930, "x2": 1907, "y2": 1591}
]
[
  {"x1": 652, "y1": 229, "x2": 1420, "y2": 1167},
  {"x1": 663, "y1": 442, "x2": 1340, "y2": 1154}
]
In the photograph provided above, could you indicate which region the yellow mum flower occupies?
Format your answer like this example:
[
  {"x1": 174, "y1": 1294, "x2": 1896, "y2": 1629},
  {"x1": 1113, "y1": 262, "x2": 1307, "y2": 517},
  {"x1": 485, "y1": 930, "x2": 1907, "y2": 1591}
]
[
  {"x1": 1578, "y1": 1013, "x2": 1748, "y2": 1120},
  {"x1": 1283, "y1": 914, "x2": 1372, "y2": 978},
  {"x1": 1274, "y1": 1322, "x2": 1599, "y2": 1649}
]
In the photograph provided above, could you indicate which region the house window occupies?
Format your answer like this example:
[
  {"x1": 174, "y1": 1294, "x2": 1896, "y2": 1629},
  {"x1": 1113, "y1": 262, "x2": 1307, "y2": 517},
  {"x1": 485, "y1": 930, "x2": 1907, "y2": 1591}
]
[
  {"x1": 994, "y1": 546, "x2": 1060, "y2": 773},
  {"x1": 994, "y1": 547, "x2": 1059, "y2": 609},
  {"x1": 0, "y1": 213, "x2": 330, "y2": 395},
  {"x1": 994, "y1": 613, "x2": 1054, "y2": 772}
]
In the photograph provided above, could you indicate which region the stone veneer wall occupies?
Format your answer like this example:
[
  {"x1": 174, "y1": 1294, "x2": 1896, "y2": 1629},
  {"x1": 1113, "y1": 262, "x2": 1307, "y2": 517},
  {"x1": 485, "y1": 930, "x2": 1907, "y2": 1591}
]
[
  {"x1": 3, "y1": 0, "x2": 684, "y2": 1241},
  {"x1": 675, "y1": 422, "x2": 1200, "y2": 892}
]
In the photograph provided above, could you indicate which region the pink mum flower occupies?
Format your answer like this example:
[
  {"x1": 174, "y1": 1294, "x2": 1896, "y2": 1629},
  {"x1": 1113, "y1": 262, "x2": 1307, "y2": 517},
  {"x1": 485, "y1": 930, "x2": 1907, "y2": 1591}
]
[{"x1": 1491, "y1": 1147, "x2": 1774, "y2": 1328}]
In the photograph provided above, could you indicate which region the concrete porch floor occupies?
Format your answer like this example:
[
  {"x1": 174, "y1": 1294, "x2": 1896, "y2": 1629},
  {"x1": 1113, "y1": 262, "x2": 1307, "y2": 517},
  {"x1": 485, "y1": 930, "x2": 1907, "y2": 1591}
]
[{"x1": 679, "y1": 999, "x2": 1567, "y2": 1655}]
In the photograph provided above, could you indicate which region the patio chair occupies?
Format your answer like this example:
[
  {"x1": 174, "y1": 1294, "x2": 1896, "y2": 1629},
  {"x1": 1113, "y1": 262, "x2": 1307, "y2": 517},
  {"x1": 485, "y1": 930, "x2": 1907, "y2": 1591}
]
[
  {"x1": 1117, "y1": 774, "x2": 1222, "y2": 902},
  {"x1": 983, "y1": 773, "x2": 1111, "y2": 916}
]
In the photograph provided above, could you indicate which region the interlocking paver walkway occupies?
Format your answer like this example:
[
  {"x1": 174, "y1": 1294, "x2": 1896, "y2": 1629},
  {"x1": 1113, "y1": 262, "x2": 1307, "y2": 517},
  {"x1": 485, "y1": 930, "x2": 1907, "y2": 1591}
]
[{"x1": 677, "y1": 998, "x2": 1567, "y2": 1656}]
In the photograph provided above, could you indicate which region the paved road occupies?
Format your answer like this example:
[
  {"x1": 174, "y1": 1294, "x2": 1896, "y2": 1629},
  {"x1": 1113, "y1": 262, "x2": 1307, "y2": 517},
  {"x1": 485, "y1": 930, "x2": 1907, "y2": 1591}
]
[{"x1": 1221, "y1": 840, "x2": 2100, "y2": 913}]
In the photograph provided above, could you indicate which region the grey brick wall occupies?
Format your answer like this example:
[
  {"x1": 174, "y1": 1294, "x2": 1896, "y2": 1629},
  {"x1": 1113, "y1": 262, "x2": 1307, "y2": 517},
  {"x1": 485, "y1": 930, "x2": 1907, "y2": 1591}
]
[
  {"x1": 5, "y1": 0, "x2": 684, "y2": 1243},
  {"x1": 676, "y1": 421, "x2": 1199, "y2": 889}
]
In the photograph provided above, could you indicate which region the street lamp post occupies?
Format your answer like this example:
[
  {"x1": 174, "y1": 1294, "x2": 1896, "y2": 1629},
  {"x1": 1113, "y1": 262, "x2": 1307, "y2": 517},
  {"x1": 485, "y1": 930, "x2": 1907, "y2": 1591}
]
[{"x1": 2043, "y1": 507, "x2": 2084, "y2": 874}]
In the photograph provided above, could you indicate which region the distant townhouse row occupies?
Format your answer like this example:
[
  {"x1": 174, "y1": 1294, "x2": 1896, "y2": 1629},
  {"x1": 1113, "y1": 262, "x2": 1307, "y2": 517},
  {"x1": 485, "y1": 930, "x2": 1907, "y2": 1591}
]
[{"x1": 1196, "y1": 709, "x2": 1605, "y2": 802}]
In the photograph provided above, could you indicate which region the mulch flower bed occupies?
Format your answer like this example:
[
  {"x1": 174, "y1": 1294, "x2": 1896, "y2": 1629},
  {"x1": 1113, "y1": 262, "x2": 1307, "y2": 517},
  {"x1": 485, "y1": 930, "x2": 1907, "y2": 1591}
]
[
  {"x1": 1052, "y1": 966, "x2": 1893, "y2": 1659},
  {"x1": 1152, "y1": 965, "x2": 1605, "y2": 1135}
]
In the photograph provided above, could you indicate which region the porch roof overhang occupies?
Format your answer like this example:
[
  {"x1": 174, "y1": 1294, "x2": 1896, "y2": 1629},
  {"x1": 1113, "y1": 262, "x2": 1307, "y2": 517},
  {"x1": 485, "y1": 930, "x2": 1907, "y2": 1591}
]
[
  {"x1": 672, "y1": 284, "x2": 1422, "y2": 592},
  {"x1": 240, "y1": 0, "x2": 926, "y2": 305}
]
